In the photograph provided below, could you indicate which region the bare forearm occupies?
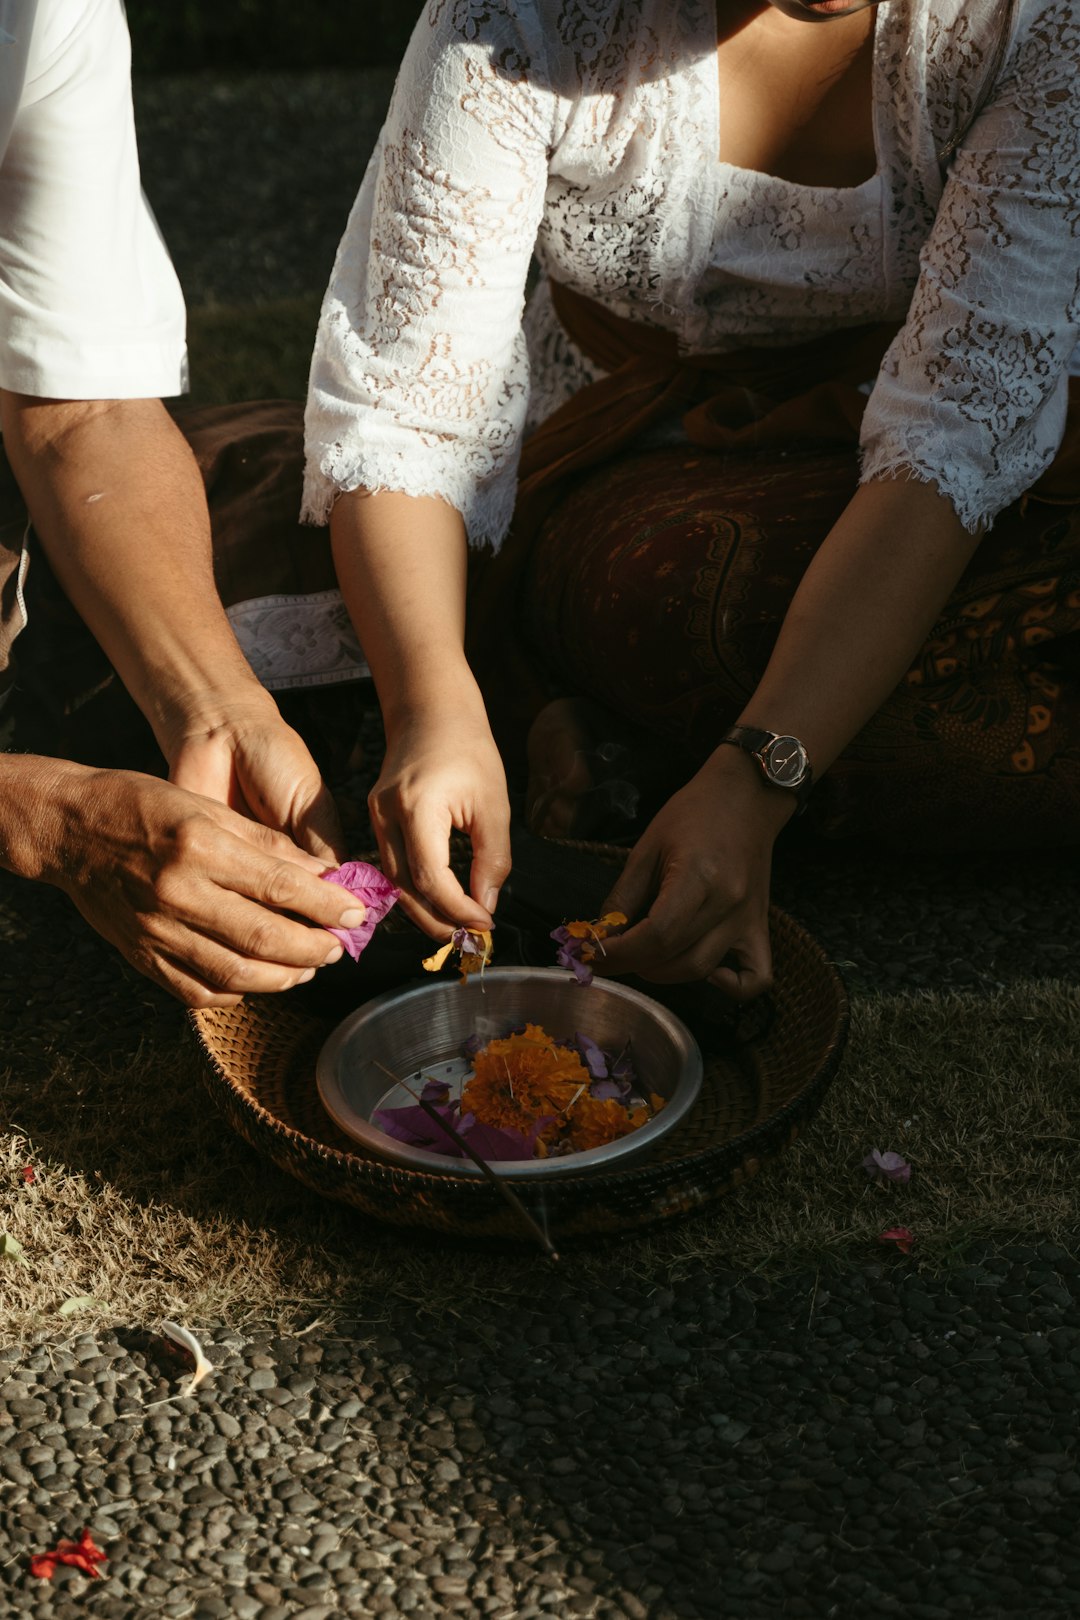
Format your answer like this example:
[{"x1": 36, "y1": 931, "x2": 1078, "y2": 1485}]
[
  {"x1": 0, "y1": 393, "x2": 263, "y2": 752},
  {"x1": 330, "y1": 488, "x2": 478, "y2": 725},
  {"x1": 738, "y1": 477, "x2": 981, "y2": 773},
  {"x1": 329, "y1": 488, "x2": 510, "y2": 934}
]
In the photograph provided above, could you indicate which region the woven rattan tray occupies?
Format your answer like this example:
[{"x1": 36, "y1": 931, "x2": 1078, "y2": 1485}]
[{"x1": 190, "y1": 838, "x2": 848, "y2": 1242}]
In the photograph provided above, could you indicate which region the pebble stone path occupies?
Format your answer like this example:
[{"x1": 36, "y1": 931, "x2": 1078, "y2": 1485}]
[{"x1": 0, "y1": 68, "x2": 1077, "y2": 1620}]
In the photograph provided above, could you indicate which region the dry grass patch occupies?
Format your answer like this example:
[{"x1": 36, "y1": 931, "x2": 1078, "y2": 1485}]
[{"x1": 1, "y1": 982, "x2": 1078, "y2": 1345}]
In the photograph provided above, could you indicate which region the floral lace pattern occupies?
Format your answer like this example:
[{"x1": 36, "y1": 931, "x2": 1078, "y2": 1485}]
[
  {"x1": 225, "y1": 592, "x2": 370, "y2": 691},
  {"x1": 304, "y1": 0, "x2": 1080, "y2": 542}
]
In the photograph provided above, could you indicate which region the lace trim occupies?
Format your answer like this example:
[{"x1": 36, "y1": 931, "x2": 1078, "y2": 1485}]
[
  {"x1": 225, "y1": 591, "x2": 371, "y2": 692},
  {"x1": 301, "y1": 447, "x2": 518, "y2": 553},
  {"x1": 858, "y1": 447, "x2": 1023, "y2": 534}
]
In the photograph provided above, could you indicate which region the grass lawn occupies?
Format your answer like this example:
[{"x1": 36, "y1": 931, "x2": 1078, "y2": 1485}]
[
  {"x1": 186, "y1": 297, "x2": 322, "y2": 406},
  {"x1": 2, "y1": 984, "x2": 1078, "y2": 1343}
]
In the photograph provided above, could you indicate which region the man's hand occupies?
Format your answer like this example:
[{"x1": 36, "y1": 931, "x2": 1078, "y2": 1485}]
[
  {"x1": 4, "y1": 756, "x2": 365, "y2": 1007},
  {"x1": 1, "y1": 393, "x2": 349, "y2": 866},
  {"x1": 165, "y1": 689, "x2": 346, "y2": 865}
]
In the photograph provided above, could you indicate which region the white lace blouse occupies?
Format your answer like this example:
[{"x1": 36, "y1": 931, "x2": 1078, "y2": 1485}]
[{"x1": 303, "y1": 0, "x2": 1080, "y2": 542}]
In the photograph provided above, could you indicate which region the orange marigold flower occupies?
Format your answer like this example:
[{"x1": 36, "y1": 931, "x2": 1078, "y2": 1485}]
[
  {"x1": 563, "y1": 1094, "x2": 641, "y2": 1153},
  {"x1": 463, "y1": 1024, "x2": 588, "y2": 1133}
]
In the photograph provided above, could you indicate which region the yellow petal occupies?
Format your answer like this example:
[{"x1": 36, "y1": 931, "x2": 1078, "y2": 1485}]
[{"x1": 422, "y1": 941, "x2": 455, "y2": 973}]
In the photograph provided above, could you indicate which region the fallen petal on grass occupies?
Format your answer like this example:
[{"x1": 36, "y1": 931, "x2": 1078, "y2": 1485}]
[
  {"x1": 0, "y1": 1232, "x2": 29, "y2": 1266},
  {"x1": 878, "y1": 1226, "x2": 915, "y2": 1255},
  {"x1": 862, "y1": 1148, "x2": 912, "y2": 1183},
  {"x1": 160, "y1": 1320, "x2": 215, "y2": 1394}
]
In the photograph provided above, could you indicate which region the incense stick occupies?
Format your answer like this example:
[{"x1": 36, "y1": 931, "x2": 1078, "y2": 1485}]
[{"x1": 371, "y1": 1059, "x2": 559, "y2": 1260}]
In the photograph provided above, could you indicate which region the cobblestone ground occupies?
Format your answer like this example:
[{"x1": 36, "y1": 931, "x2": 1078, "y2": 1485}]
[{"x1": 0, "y1": 71, "x2": 1077, "y2": 1620}]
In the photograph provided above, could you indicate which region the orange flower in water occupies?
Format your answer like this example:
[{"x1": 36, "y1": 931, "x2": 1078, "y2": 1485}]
[
  {"x1": 461, "y1": 1023, "x2": 666, "y2": 1154},
  {"x1": 463, "y1": 1024, "x2": 588, "y2": 1134},
  {"x1": 562, "y1": 1094, "x2": 646, "y2": 1153}
]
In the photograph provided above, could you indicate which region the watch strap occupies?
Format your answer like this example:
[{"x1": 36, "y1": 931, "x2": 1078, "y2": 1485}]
[
  {"x1": 719, "y1": 724, "x2": 814, "y2": 812},
  {"x1": 722, "y1": 724, "x2": 774, "y2": 754}
]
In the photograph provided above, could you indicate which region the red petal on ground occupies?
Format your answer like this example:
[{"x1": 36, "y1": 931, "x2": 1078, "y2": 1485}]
[
  {"x1": 29, "y1": 1529, "x2": 107, "y2": 1580},
  {"x1": 878, "y1": 1226, "x2": 915, "y2": 1255},
  {"x1": 21, "y1": 1166, "x2": 34, "y2": 1183}
]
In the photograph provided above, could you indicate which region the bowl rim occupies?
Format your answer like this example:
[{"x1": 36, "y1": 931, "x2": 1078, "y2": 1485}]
[{"x1": 315, "y1": 966, "x2": 704, "y2": 1180}]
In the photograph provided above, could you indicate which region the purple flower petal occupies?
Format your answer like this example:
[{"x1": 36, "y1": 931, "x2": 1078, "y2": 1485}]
[
  {"x1": 458, "y1": 1119, "x2": 541, "y2": 1162},
  {"x1": 322, "y1": 861, "x2": 399, "y2": 961},
  {"x1": 373, "y1": 1102, "x2": 462, "y2": 1155},
  {"x1": 551, "y1": 926, "x2": 596, "y2": 985},
  {"x1": 573, "y1": 1033, "x2": 609, "y2": 1080},
  {"x1": 590, "y1": 1077, "x2": 632, "y2": 1103},
  {"x1": 862, "y1": 1148, "x2": 912, "y2": 1183},
  {"x1": 554, "y1": 944, "x2": 594, "y2": 986},
  {"x1": 421, "y1": 1078, "x2": 451, "y2": 1105},
  {"x1": 460, "y1": 1033, "x2": 484, "y2": 1061}
]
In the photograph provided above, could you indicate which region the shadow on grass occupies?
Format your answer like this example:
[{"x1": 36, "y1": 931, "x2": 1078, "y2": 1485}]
[{"x1": 2, "y1": 851, "x2": 1078, "y2": 1346}]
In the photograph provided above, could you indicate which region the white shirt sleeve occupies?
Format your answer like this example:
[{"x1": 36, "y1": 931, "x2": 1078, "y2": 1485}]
[
  {"x1": 0, "y1": 0, "x2": 187, "y2": 400},
  {"x1": 860, "y1": 0, "x2": 1080, "y2": 531},
  {"x1": 302, "y1": 5, "x2": 556, "y2": 550}
]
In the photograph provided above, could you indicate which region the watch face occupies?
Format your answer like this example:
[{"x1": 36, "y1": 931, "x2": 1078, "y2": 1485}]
[{"x1": 763, "y1": 735, "x2": 809, "y2": 787}]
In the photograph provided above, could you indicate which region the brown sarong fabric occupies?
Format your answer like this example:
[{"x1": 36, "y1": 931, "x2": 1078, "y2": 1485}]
[
  {"x1": 523, "y1": 443, "x2": 1080, "y2": 849},
  {"x1": 468, "y1": 285, "x2": 1080, "y2": 755}
]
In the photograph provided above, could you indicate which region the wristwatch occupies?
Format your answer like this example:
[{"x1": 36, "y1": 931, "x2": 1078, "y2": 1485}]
[{"x1": 718, "y1": 724, "x2": 814, "y2": 813}]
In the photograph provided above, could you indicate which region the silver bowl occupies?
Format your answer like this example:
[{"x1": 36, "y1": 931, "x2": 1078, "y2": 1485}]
[{"x1": 316, "y1": 967, "x2": 703, "y2": 1180}]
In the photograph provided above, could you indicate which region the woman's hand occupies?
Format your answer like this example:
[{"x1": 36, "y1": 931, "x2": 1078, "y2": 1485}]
[
  {"x1": 597, "y1": 746, "x2": 795, "y2": 998},
  {"x1": 165, "y1": 687, "x2": 345, "y2": 866},
  {"x1": 368, "y1": 698, "x2": 511, "y2": 939},
  {"x1": 25, "y1": 760, "x2": 367, "y2": 1007}
]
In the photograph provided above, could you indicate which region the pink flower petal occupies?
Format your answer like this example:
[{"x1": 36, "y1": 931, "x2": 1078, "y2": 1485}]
[
  {"x1": 862, "y1": 1148, "x2": 912, "y2": 1183},
  {"x1": 878, "y1": 1226, "x2": 915, "y2": 1255},
  {"x1": 321, "y1": 861, "x2": 399, "y2": 961}
]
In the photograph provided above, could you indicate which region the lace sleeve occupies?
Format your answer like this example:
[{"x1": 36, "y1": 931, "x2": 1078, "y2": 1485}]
[
  {"x1": 860, "y1": 0, "x2": 1080, "y2": 531},
  {"x1": 302, "y1": 4, "x2": 556, "y2": 550}
]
